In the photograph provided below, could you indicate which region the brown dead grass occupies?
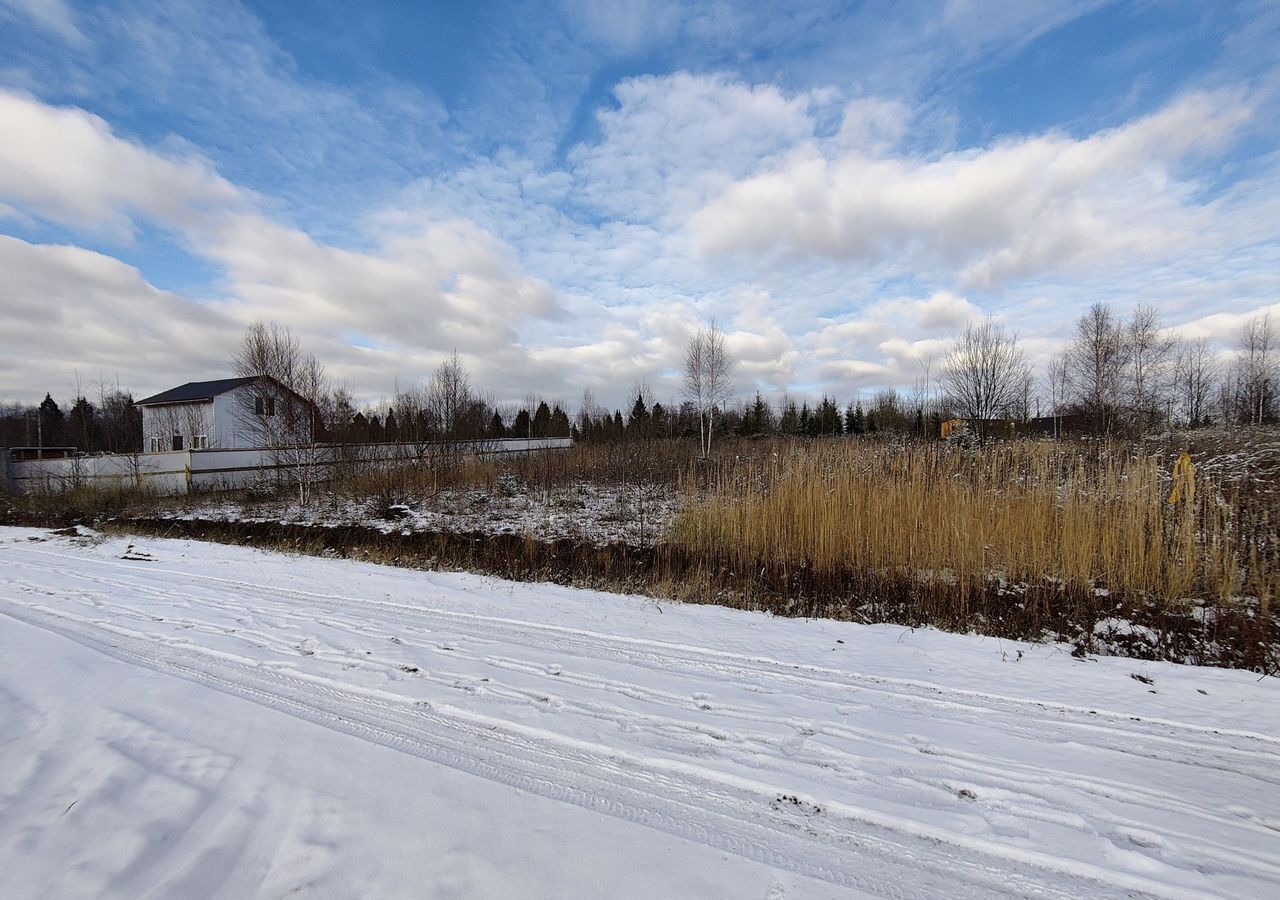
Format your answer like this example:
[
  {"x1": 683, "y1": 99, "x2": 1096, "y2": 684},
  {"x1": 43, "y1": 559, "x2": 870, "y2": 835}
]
[{"x1": 671, "y1": 441, "x2": 1275, "y2": 610}]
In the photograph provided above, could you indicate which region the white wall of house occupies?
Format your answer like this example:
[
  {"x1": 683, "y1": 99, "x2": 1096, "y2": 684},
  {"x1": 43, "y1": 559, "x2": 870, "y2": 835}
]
[
  {"x1": 217, "y1": 382, "x2": 313, "y2": 448},
  {"x1": 140, "y1": 383, "x2": 313, "y2": 453},
  {"x1": 141, "y1": 401, "x2": 216, "y2": 452},
  {"x1": 214, "y1": 387, "x2": 259, "y2": 448}
]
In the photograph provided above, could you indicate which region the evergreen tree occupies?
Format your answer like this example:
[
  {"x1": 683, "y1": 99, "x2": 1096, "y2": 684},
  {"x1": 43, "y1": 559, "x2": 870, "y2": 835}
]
[
  {"x1": 67, "y1": 396, "x2": 98, "y2": 451},
  {"x1": 487, "y1": 411, "x2": 506, "y2": 438},
  {"x1": 798, "y1": 401, "x2": 812, "y2": 436},
  {"x1": 848, "y1": 402, "x2": 865, "y2": 436},
  {"x1": 383, "y1": 409, "x2": 400, "y2": 443},
  {"x1": 550, "y1": 405, "x2": 571, "y2": 437},
  {"x1": 511, "y1": 409, "x2": 532, "y2": 438},
  {"x1": 742, "y1": 391, "x2": 772, "y2": 436},
  {"x1": 866, "y1": 411, "x2": 878, "y2": 434},
  {"x1": 37, "y1": 393, "x2": 64, "y2": 447},
  {"x1": 818, "y1": 396, "x2": 842, "y2": 436},
  {"x1": 780, "y1": 399, "x2": 800, "y2": 435},
  {"x1": 532, "y1": 401, "x2": 552, "y2": 438},
  {"x1": 651, "y1": 402, "x2": 667, "y2": 438},
  {"x1": 351, "y1": 411, "x2": 369, "y2": 442},
  {"x1": 627, "y1": 391, "x2": 650, "y2": 436},
  {"x1": 367, "y1": 414, "x2": 384, "y2": 443}
]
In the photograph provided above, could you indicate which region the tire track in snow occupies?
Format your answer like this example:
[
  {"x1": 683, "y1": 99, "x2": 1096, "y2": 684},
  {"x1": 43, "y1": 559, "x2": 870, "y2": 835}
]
[
  {"x1": 12, "y1": 560, "x2": 1280, "y2": 875},
  {"x1": 0, "y1": 594, "x2": 1200, "y2": 900},
  {"x1": 7, "y1": 547, "x2": 1277, "y2": 777}
]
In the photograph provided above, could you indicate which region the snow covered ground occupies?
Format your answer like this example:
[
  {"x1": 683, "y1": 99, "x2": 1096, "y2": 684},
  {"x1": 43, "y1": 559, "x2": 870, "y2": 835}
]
[
  {"x1": 1, "y1": 527, "x2": 1278, "y2": 899},
  {"x1": 160, "y1": 480, "x2": 680, "y2": 546}
]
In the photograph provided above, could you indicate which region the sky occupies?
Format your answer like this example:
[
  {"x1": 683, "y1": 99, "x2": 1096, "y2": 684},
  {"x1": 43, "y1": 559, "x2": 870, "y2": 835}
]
[{"x1": 1, "y1": 0, "x2": 1278, "y2": 410}]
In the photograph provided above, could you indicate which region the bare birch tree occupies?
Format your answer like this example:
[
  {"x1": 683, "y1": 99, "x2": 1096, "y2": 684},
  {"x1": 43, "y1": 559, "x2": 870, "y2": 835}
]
[
  {"x1": 682, "y1": 319, "x2": 734, "y2": 457},
  {"x1": 425, "y1": 351, "x2": 475, "y2": 440},
  {"x1": 1173, "y1": 337, "x2": 1219, "y2": 427},
  {"x1": 1046, "y1": 352, "x2": 1069, "y2": 437},
  {"x1": 1232, "y1": 312, "x2": 1276, "y2": 425},
  {"x1": 232, "y1": 321, "x2": 329, "y2": 502},
  {"x1": 1065, "y1": 303, "x2": 1129, "y2": 434},
  {"x1": 1125, "y1": 305, "x2": 1177, "y2": 429},
  {"x1": 940, "y1": 319, "x2": 1029, "y2": 436}
]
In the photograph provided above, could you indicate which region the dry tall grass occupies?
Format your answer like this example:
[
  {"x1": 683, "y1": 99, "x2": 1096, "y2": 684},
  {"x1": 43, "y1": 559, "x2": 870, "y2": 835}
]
[{"x1": 671, "y1": 441, "x2": 1277, "y2": 610}]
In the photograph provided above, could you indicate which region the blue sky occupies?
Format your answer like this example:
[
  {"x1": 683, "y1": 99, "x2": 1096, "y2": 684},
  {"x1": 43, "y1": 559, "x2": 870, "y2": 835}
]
[{"x1": 1, "y1": 0, "x2": 1278, "y2": 408}]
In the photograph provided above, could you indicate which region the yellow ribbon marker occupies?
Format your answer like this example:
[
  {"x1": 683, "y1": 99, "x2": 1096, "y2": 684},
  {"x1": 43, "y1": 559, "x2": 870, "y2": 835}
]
[{"x1": 1168, "y1": 452, "x2": 1195, "y2": 506}]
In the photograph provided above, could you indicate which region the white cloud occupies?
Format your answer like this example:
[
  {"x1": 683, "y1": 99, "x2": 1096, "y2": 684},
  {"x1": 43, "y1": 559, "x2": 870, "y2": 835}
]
[
  {"x1": 1167, "y1": 302, "x2": 1280, "y2": 344},
  {"x1": 692, "y1": 91, "x2": 1254, "y2": 289},
  {"x1": 570, "y1": 73, "x2": 822, "y2": 222},
  {"x1": 0, "y1": 89, "x2": 245, "y2": 238},
  {"x1": 0, "y1": 236, "x2": 239, "y2": 395},
  {"x1": 838, "y1": 97, "x2": 913, "y2": 156},
  {"x1": 0, "y1": 91, "x2": 563, "y2": 403}
]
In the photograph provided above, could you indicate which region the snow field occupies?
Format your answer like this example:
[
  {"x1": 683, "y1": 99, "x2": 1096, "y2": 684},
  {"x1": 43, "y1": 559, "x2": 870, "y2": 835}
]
[{"x1": 1, "y1": 527, "x2": 1278, "y2": 898}]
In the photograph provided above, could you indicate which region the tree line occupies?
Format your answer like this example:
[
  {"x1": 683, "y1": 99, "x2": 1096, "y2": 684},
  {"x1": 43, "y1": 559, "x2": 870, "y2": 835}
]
[{"x1": 2, "y1": 306, "x2": 1275, "y2": 455}]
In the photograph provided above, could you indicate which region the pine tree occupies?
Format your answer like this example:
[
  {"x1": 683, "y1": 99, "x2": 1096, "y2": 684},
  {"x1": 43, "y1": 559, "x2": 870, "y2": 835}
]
[
  {"x1": 383, "y1": 409, "x2": 400, "y2": 443},
  {"x1": 848, "y1": 402, "x2": 865, "y2": 436},
  {"x1": 743, "y1": 391, "x2": 772, "y2": 436},
  {"x1": 67, "y1": 396, "x2": 98, "y2": 451},
  {"x1": 780, "y1": 399, "x2": 800, "y2": 435},
  {"x1": 351, "y1": 411, "x2": 369, "y2": 442},
  {"x1": 819, "y1": 396, "x2": 841, "y2": 435},
  {"x1": 533, "y1": 401, "x2": 552, "y2": 438},
  {"x1": 550, "y1": 405, "x2": 571, "y2": 437},
  {"x1": 511, "y1": 409, "x2": 532, "y2": 438},
  {"x1": 37, "y1": 393, "x2": 64, "y2": 447},
  {"x1": 487, "y1": 411, "x2": 506, "y2": 438},
  {"x1": 627, "y1": 391, "x2": 650, "y2": 436}
]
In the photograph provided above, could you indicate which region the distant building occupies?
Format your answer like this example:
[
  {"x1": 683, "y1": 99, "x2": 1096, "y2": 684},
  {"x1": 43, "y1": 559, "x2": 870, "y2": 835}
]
[{"x1": 135, "y1": 376, "x2": 314, "y2": 452}]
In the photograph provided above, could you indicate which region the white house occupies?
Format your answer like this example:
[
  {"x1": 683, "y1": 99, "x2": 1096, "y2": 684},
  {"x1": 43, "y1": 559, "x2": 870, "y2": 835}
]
[{"x1": 136, "y1": 376, "x2": 314, "y2": 452}]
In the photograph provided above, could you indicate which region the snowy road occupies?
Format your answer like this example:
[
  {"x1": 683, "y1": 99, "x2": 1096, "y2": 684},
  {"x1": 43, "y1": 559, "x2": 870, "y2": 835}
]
[{"x1": 1, "y1": 528, "x2": 1278, "y2": 899}]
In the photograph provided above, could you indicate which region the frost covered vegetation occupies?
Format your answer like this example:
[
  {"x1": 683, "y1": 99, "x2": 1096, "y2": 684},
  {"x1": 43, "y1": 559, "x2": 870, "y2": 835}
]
[{"x1": 13, "y1": 432, "x2": 1275, "y2": 672}]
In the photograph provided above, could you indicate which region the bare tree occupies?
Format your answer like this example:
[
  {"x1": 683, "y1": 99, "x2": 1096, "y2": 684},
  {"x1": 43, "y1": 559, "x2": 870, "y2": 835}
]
[
  {"x1": 682, "y1": 319, "x2": 734, "y2": 456},
  {"x1": 1065, "y1": 303, "x2": 1129, "y2": 434},
  {"x1": 1045, "y1": 352, "x2": 1069, "y2": 437},
  {"x1": 1232, "y1": 312, "x2": 1276, "y2": 425},
  {"x1": 232, "y1": 321, "x2": 329, "y2": 502},
  {"x1": 940, "y1": 319, "x2": 1030, "y2": 435},
  {"x1": 1173, "y1": 338, "x2": 1220, "y2": 428},
  {"x1": 1125, "y1": 305, "x2": 1177, "y2": 429},
  {"x1": 425, "y1": 351, "x2": 477, "y2": 440}
]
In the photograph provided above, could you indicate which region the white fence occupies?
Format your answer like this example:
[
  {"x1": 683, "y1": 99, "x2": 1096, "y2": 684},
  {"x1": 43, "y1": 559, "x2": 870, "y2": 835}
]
[{"x1": 5, "y1": 438, "x2": 572, "y2": 496}]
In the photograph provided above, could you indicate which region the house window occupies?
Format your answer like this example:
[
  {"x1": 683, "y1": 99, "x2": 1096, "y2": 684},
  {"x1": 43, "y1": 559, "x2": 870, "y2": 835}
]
[
  {"x1": 255, "y1": 396, "x2": 276, "y2": 416},
  {"x1": 172, "y1": 433, "x2": 184, "y2": 451},
  {"x1": 149, "y1": 436, "x2": 162, "y2": 453},
  {"x1": 192, "y1": 434, "x2": 209, "y2": 449}
]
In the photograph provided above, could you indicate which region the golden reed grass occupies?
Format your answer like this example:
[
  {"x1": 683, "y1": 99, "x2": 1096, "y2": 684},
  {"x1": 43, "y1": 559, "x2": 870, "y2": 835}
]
[{"x1": 671, "y1": 440, "x2": 1276, "y2": 609}]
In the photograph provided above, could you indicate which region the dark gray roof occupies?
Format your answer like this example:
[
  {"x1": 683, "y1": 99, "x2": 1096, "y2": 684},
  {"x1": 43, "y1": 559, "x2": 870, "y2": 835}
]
[{"x1": 136, "y1": 377, "x2": 258, "y2": 406}]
